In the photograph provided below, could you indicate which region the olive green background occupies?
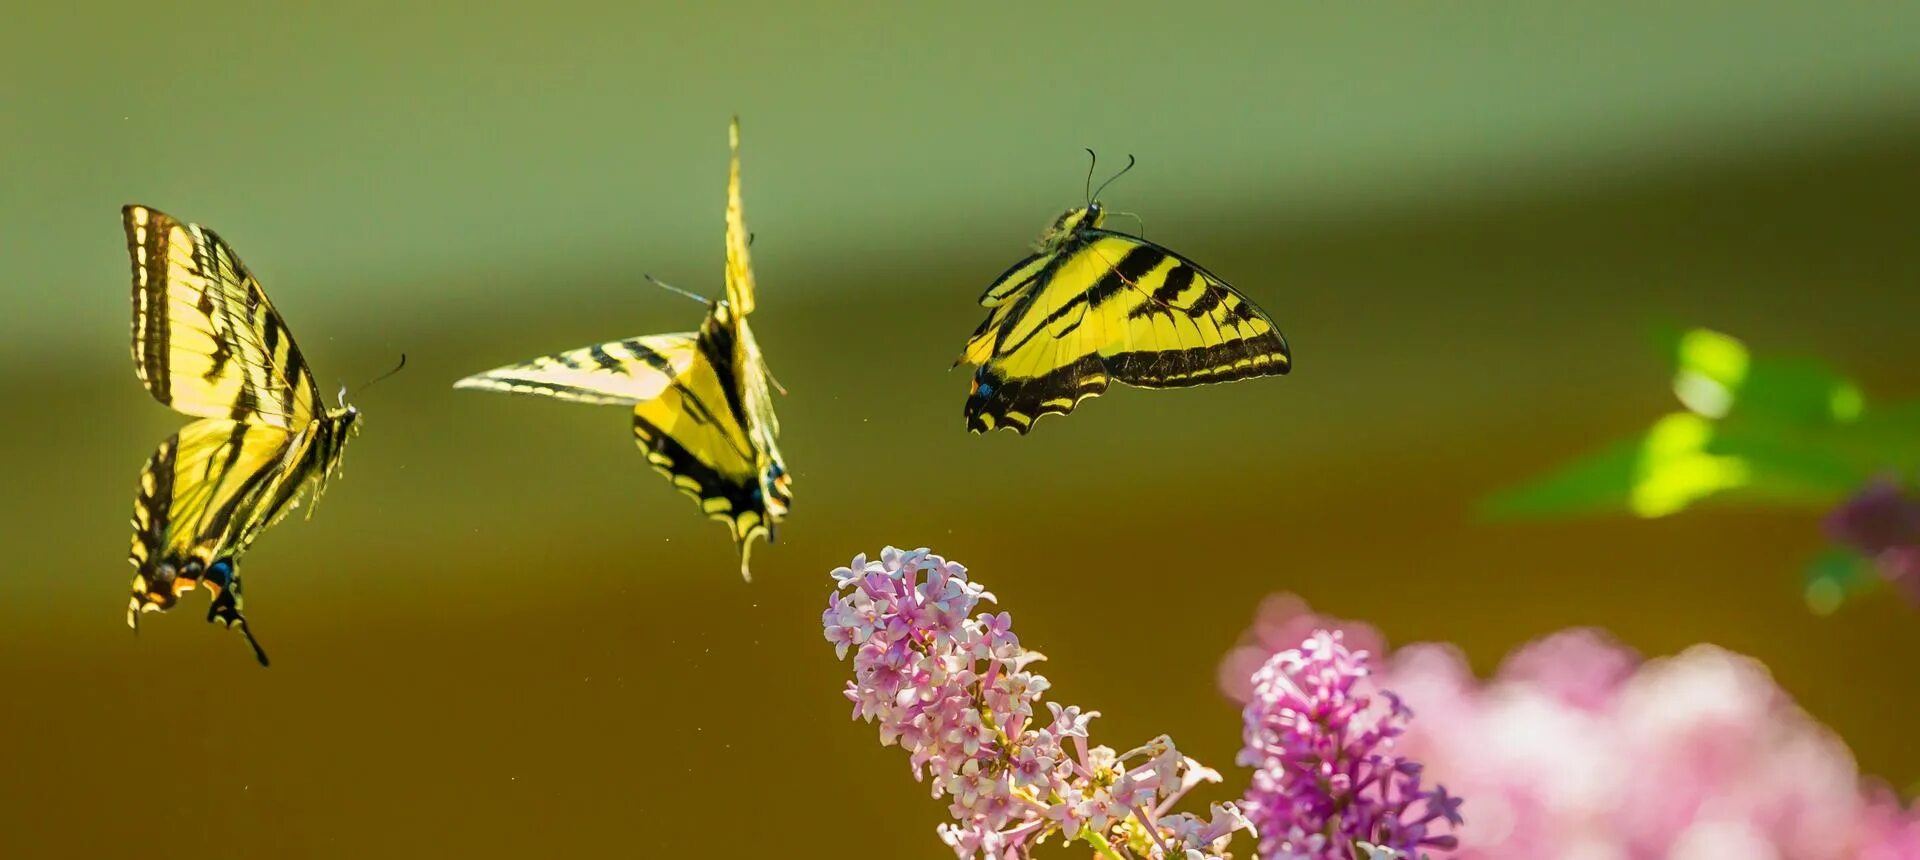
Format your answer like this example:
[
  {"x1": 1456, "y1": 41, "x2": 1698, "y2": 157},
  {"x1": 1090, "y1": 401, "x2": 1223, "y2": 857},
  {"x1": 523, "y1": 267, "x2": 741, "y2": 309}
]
[{"x1": 4, "y1": 3, "x2": 1919, "y2": 856}]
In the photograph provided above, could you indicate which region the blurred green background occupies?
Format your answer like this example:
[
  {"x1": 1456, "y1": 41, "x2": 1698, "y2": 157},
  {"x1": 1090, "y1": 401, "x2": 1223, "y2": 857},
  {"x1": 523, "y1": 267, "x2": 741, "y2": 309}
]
[{"x1": 5, "y1": 2, "x2": 1920, "y2": 856}]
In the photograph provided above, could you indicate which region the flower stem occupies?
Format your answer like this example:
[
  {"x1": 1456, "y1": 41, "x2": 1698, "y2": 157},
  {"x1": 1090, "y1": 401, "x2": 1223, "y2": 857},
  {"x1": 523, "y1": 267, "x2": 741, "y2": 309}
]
[
  {"x1": 1084, "y1": 830, "x2": 1127, "y2": 860},
  {"x1": 1130, "y1": 803, "x2": 1168, "y2": 854}
]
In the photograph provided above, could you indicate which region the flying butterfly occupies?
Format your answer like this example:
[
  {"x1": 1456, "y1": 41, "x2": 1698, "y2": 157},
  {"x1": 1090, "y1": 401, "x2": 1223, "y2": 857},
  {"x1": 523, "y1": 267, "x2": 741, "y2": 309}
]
[
  {"x1": 454, "y1": 117, "x2": 791, "y2": 579},
  {"x1": 955, "y1": 153, "x2": 1292, "y2": 434},
  {"x1": 123, "y1": 205, "x2": 381, "y2": 666}
]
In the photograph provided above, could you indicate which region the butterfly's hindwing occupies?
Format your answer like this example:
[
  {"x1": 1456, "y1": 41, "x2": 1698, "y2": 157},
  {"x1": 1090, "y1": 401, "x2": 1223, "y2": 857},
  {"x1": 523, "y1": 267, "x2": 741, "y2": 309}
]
[
  {"x1": 958, "y1": 252, "x2": 1056, "y2": 369},
  {"x1": 962, "y1": 227, "x2": 1290, "y2": 434},
  {"x1": 127, "y1": 434, "x2": 180, "y2": 592},
  {"x1": 129, "y1": 420, "x2": 296, "y2": 599},
  {"x1": 126, "y1": 418, "x2": 309, "y2": 665},
  {"x1": 630, "y1": 313, "x2": 789, "y2": 556}
]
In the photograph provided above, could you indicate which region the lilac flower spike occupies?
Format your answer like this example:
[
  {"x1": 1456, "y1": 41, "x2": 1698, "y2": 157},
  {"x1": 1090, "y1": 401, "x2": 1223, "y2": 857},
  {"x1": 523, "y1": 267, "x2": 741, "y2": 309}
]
[
  {"x1": 1238, "y1": 631, "x2": 1461, "y2": 860},
  {"x1": 825, "y1": 547, "x2": 1254, "y2": 859}
]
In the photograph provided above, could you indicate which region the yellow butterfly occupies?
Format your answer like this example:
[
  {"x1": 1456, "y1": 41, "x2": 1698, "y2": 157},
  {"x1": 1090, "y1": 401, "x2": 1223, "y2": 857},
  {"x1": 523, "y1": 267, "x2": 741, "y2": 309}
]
[
  {"x1": 455, "y1": 117, "x2": 790, "y2": 579},
  {"x1": 123, "y1": 205, "x2": 367, "y2": 665},
  {"x1": 956, "y1": 154, "x2": 1291, "y2": 434}
]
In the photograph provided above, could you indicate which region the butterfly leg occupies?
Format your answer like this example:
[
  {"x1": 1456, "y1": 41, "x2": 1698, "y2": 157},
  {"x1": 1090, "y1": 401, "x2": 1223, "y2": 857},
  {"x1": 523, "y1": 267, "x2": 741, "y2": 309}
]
[{"x1": 204, "y1": 560, "x2": 270, "y2": 667}]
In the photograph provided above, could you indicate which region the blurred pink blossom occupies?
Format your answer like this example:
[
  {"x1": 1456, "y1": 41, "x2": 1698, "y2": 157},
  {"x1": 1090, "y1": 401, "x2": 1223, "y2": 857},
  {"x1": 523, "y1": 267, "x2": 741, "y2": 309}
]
[
  {"x1": 1222, "y1": 595, "x2": 1920, "y2": 859},
  {"x1": 1218, "y1": 594, "x2": 1386, "y2": 704}
]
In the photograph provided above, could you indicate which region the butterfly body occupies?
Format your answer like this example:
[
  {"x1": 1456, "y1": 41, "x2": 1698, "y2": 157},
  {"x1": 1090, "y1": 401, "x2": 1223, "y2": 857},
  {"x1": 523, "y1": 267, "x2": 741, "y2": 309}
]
[
  {"x1": 958, "y1": 195, "x2": 1292, "y2": 434},
  {"x1": 454, "y1": 118, "x2": 789, "y2": 579},
  {"x1": 122, "y1": 204, "x2": 358, "y2": 665}
]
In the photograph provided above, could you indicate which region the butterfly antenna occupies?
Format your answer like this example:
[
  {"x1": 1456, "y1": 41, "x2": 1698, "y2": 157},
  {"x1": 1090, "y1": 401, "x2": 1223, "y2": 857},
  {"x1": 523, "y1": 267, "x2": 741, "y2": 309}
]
[
  {"x1": 1091, "y1": 154, "x2": 1136, "y2": 203},
  {"x1": 1083, "y1": 148, "x2": 1099, "y2": 204},
  {"x1": 347, "y1": 353, "x2": 409, "y2": 400},
  {"x1": 644, "y1": 273, "x2": 711, "y2": 305}
]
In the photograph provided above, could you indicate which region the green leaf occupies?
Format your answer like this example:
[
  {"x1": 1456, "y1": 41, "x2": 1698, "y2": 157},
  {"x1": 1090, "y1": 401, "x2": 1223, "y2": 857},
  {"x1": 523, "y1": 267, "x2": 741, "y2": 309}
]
[
  {"x1": 1702, "y1": 422, "x2": 1869, "y2": 505},
  {"x1": 1630, "y1": 412, "x2": 1752, "y2": 517},
  {"x1": 1731, "y1": 357, "x2": 1865, "y2": 427},
  {"x1": 1669, "y1": 328, "x2": 1748, "y2": 419},
  {"x1": 1841, "y1": 396, "x2": 1920, "y2": 474},
  {"x1": 1482, "y1": 435, "x2": 1645, "y2": 520},
  {"x1": 1661, "y1": 326, "x2": 1864, "y2": 427},
  {"x1": 1484, "y1": 327, "x2": 1895, "y2": 521},
  {"x1": 1484, "y1": 412, "x2": 1749, "y2": 520},
  {"x1": 1483, "y1": 410, "x2": 1869, "y2": 521}
]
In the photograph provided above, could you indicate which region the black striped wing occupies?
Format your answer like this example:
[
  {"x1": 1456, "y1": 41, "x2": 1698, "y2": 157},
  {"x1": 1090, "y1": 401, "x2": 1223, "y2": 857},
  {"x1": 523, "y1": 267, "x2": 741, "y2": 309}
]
[
  {"x1": 454, "y1": 322, "x2": 791, "y2": 579},
  {"x1": 124, "y1": 205, "x2": 324, "y2": 429},
  {"x1": 724, "y1": 116, "x2": 756, "y2": 316},
  {"x1": 640, "y1": 310, "x2": 790, "y2": 580},
  {"x1": 453, "y1": 333, "x2": 699, "y2": 404},
  {"x1": 958, "y1": 230, "x2": 1290, "y2": 434},
  {"x1": 127, "y1": 418, "x2": 315, "y2": 665}
]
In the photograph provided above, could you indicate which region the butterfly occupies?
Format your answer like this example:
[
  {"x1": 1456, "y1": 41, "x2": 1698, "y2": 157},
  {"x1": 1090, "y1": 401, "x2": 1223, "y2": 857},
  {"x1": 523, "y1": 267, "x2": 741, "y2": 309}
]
[
  {"x1": 454, "y1": 117, "x2": 791, "y2": 579},
  {"x1": 123, "y1": 204, "x2": 369, "y2": 666},
  {"x1": 955, "y1": 153, "x2": 1292, "y2": 434}
]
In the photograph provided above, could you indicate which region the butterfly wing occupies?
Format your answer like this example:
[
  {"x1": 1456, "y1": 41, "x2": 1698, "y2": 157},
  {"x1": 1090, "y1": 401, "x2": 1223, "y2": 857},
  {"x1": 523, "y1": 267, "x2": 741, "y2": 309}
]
[
  {"x1": 453, "y1": 334, "x2": 700, "y2": 404},
  {"x1": 124, "y1": 205, "x2": 325, "y2": 429},
  {"x1": 957, "y1": 251, "x2": 1053, "y2": 369},
  {"x1": 724, "y1": 116, "x2": 756, "y2": 316},
  {"x1": 634, "y1": 312, "x2": 789, "y2": 580},
  {"x1": 960, "y1": 231, "x2": 1290, "y2": 434},
  {"x1": 454, "y1": 327, "x2": 788, "y2": 578},
  {"x1": 732, "y1": 316, "x2": 783, "y2": 447},
  {"x1": 127, "y1": 418, "x2": 311, "y2": 665}
]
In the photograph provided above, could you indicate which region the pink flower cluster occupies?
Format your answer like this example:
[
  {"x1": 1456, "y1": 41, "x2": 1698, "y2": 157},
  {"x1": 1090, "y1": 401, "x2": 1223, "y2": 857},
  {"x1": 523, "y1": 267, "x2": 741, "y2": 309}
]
[
  {"x1": 1223, "y1": 595, "x2": 1920, "y2": 859},
  {"x1": 825, "y1": 547, "x2": 1253, "y2": 859},
  {"x1": 1239, "y1": 631, "x2": 1462, "y2": 859}
]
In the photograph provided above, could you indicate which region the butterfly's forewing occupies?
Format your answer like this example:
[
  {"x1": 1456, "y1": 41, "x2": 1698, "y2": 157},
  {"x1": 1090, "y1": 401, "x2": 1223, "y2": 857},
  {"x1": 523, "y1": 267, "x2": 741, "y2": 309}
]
[
  {"x1": 1082, "y1": 230, "x2": 1289, "y2": 385},
  {"x1": 453, "y1": 334, "x2": 699, "y2": 405},
  {"x1": 724, "y1": 116, "x2": 756, "y2": 316},
  {"x1": 124, "y1": 205, "x2": 323, "y2": 429},
  {"x1": 962, "y1": 227, "x2": 1290, "y2": 434},
  {"x1": 733, "y1": 316, "x2": 783, "y2": 448}
]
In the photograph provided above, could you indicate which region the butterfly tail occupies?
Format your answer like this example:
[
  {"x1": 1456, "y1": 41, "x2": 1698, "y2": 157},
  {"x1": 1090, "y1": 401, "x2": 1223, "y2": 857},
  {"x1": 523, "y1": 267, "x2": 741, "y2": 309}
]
[{"x1": 205, "y1": 568, "x2": 270, "y2": 667}]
